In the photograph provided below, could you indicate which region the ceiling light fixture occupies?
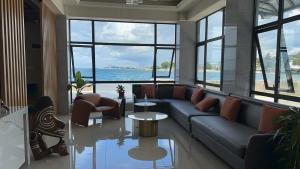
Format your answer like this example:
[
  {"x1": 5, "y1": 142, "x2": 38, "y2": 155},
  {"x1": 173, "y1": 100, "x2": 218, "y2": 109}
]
[{"x1": 126, "y1": 0, "x2": 143, "y2": 5}]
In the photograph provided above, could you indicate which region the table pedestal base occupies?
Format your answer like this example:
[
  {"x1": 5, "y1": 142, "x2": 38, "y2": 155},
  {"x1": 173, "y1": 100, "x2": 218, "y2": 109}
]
[{"x1": 139, "y1": 120, "x2": 158, "y2": 137}]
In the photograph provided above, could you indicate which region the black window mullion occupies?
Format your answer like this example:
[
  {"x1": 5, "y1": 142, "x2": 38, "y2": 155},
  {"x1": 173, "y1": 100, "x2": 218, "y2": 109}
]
[
  {"x1": 204, "y1": 15, "x2": 208, "y2": 88},
  {"x1": 92, "y1": 20, "x2": 96, "y2": 93},
  {"x1": 274, "y1": 0, "x2": 284, "y2": 102},
  {"x1": 154, "y1": 24, "x2": 157, "y2": 84},
  {"x1": 220, "y1": 8, "x2": 225, "y2": 90}
]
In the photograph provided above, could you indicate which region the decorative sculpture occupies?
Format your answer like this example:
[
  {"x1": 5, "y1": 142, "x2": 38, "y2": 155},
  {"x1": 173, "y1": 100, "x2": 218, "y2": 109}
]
[
  {"x1": 29, "y1": 96, "x2": 69, "y2": 160},
  {"x1": 0, "y1": 99, "x2": 9, "y2": 113}
]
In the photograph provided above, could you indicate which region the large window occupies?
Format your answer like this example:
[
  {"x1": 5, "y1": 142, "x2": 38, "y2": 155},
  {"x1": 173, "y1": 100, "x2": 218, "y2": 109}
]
[
  {"x1": 69, "y1": 20, "x2": 176, "y2": 98},
  {"x1": 253, "y1": 0, "x2": 300, "y2": 105},
  {"x1": 196, "y1": 9, "x2": 225, "y2": 90}
]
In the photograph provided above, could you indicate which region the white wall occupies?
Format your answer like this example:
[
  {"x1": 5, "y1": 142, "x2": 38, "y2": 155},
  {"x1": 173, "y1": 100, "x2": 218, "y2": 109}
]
[
  {"x1": 56, "y1": 15, "x2": 70, "y2": 114},
  {"x1": 176, "y1": 21, "x2": 196, "y2": 85}
]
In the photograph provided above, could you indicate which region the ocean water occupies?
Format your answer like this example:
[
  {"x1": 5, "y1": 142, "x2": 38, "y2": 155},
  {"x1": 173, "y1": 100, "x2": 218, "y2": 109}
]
[
  {"x1": 75, "y1": 68, "x2": 175, "y2": 81},
  {"x1": 74, "y1": 68, "x2": 300, "y2": 82}
]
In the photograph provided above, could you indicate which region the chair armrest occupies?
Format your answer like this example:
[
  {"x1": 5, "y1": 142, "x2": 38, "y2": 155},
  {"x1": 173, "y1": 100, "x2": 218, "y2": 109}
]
[
  {"x1": 99, "y1": 97, "x2": 118, "y2": 107},
  {"x1": 71, "y1": 99, "x2": 95, "y2": 127},
  {"x1": 72, "y1": 99, "x2": 96, "y2": 112},
  {"x1": 245, "y1": 134, "x2": 281, "y2": 169}
]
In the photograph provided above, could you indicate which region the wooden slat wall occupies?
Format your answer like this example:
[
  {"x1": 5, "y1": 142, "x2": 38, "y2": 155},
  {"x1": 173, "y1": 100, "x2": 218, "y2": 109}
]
[
  {"x1": 0, "y1": 0, "x2": 27, "y2": 106},
  {"x1": 41, "y1": 1, "x2": 58, "y2": 111}
]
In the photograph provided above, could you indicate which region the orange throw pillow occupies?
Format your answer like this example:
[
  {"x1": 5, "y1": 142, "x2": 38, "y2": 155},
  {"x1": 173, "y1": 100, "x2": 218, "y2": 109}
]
[
  {"x1": 195, "y1": 97, "x2": 218, "y2": 112},
  {"x1": 220, "y1": 96, "x2": 241, "y2": 121},
  {"x1": 258, "y1": 104, "x2": 287, "y2": 134},
  {"x1": 173, "y1": 86, "x2": 186, "y2": 100},
  {"x1": 141, "y1": 85, "x2": 156, "y2": 98},
  {"x1": 191, "y1": 88, "x2": 204, "y2": 105}
]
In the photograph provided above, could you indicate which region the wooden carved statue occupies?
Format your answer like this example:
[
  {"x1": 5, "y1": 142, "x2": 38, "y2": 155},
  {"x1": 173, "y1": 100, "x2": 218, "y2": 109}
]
[
  {"x1": 29, "y1": 96, "x2": 69, "y2": 160},
  {"x1": 0, "y1": 99, "x2": 9, "y2": 113}
]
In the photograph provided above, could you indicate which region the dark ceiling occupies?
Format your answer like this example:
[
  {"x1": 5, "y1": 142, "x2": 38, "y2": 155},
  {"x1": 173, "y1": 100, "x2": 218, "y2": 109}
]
[{"x1": 24, "y1": 0, "x2": 39, "y2": 22}]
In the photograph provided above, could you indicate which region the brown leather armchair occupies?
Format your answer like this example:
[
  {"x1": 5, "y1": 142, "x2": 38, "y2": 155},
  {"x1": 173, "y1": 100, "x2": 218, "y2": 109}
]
[{"x1": 71, "y1": 93, "x2": 120, "y2": 127}]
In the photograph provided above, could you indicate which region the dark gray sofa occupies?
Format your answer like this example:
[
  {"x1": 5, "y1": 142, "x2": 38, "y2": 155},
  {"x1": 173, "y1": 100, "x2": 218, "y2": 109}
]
[
  {"x1": 132, "y1": 84, "x2": 287, "y2": 169},
  {"x1": 133, "y1": 84, "x2": 225, "y2": 131}
]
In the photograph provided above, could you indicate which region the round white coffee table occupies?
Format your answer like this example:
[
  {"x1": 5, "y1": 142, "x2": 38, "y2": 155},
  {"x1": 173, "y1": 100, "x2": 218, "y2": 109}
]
[
  {"x1": 128, "y1": 112, "x2": 168, "y2": 137},
  {"x1": 134, "y1": 102, "x2": 157, "y2": 112}
]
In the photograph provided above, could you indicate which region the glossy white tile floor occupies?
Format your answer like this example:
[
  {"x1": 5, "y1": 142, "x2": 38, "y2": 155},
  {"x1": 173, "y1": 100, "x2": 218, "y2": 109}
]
[{"x1": 21, "y1": 115, "x2": 231, "y2": 169}]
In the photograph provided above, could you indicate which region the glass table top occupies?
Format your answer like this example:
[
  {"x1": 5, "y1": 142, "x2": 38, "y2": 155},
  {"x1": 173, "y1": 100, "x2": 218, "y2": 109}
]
[
  {"x1": 134, "y1": 102, "x2": 157, "y2": 107},
  {"x1": 128, "y1": 112, "x2": 168, "y2": 121}
]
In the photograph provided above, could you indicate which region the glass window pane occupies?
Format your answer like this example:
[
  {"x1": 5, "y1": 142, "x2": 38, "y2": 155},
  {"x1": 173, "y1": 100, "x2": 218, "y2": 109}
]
[
  {"x1": 257, "y1": 30, "x2": 278, "y2": 88},
  {"x1": 70, "y1": 20, "x2": 92, "y2": 42},
  {"x1": 279, "y1": 21, "x2": 300, "y2": 98},
  {"x1": 278, "y1": 99, "x2": 300, "y2": 107},
  {"x1": 198, "y1": 18, "x2": 206, "y2": 42},
  {"x1": 207, "y1": 11, "x2": 223, "y2": 39},
  {"x1": 255, "y1": 52, "x2": 272, "y2": 94},
  {"x1": 206, "y1": 40, "x2": 222, "y2": 85},
  {"x1": 95, "y1": 83, "x2": 133, "y2": 99},
  {"x1": 72, "y1": 47, "x2": 93, "y2": 81},
  {"x1": 197, "y1": 46, "x2": 205, "y2": 81},
  {"x1": 95, "y1": 45, "x2": 154, "y2": 81},
  {"x1": 94, "y1": 21, "x2": 154, "y2": 44},
  {"x1": 157, "y1": 24, "x2": 176, "y2": 44},
  {"x1": 284, "y1": 0, "x2": 300, "y2": 18},
  {"x1": 156, "y1": 49, "x2": 175, "y2": 80},
  {"x1": 253, "y1": 94, "x2": 274, "y2": 102},
  {"x1": 256, "y1": 0, "x2": 279, "y2": 26}
]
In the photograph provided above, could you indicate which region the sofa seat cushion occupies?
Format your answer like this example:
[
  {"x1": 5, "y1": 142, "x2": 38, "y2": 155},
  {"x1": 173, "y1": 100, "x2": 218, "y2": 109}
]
[
  {"x1": 135, "y1": 99, "x2": 161, "y2": 104},
  {"x1": 95, "y1": 106, "x2": 114, "y2": 112},
  {"x1": 191, "y1": 116, "x2": 257, "y2": 158},
  {"x1": 163, "y1": 99, "x2": 217, "y2": 119}
]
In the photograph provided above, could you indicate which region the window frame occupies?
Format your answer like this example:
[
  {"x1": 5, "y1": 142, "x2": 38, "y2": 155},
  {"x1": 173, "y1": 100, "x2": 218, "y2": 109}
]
[
  {"x1": 195, "y1": 8, "x2": 226, "y2": 90},
  {"x1": 69, "y1": 19, "x2": 177, "y2": 100},
  {"x1": 251, "y1": 0, "x2": 300, "y2": 103}
]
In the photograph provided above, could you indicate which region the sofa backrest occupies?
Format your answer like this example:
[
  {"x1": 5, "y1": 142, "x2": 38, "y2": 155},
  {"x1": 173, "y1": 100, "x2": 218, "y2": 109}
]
[
  {"x1": 157, "y1": 84, "x2": 173, "y2": 99},
  {"x1": 231, "y1": 95, "x2": 288, "y2": 129},
  {"x1": 185, "y1": 85, "x2": 195, "y2": 100},
  {"x1": 132, "y1": 84, "x2": 158, "y2": 99},
  {"x1": 203, "y1": 89, "x2": 229, "y2": 113}
]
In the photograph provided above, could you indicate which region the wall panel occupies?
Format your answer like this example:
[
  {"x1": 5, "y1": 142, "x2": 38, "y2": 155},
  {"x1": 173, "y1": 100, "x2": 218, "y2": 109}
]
[
  {"x1": 41, "y1": 1, "x2": 58, "y2": 111},
  {"x1": 0, "y1": 0, "x2": 27, "y2": 106}
]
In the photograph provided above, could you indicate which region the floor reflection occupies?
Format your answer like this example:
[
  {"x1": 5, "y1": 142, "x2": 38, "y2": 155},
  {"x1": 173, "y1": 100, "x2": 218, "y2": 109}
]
[
  {"x1": 21, "y1": 116, "x2": 231, "y2": 169},
  {"x1": 70, "y1": 117, "x2": 176, "y2": 169}
]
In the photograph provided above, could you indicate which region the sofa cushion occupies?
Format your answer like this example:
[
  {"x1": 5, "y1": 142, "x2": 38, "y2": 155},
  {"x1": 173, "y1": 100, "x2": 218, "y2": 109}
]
[
  {"x1": 220, "y1": 96, "x2": 241, "y2": 121},
  {"x1": 141, "y1": 85, "x2": 156, "y2": 98},
  {"x1": 231, "y1": 95, "x2": 289, "y2": 130},
  {"x1": 191, "y1": 88, "x2": 204, "y2": 105},
  {"x1": 173, "y1": 86, "x2": 186, "y2": 100},
  {"x1": 157, "y1": 84, "x2": 173, "y2": 99},
  {"x1": 163, "y1": 99, "x2": 217, "y2": 118},
  {"x1": 191, "y1": 116, "x2": 257, "y2": 157},
  {"x1": 258, "y1": 104, "x2": 287, "y2": 134},
  {"x1": 195, "y1": 97, "x2": 218, "y2": 112}
]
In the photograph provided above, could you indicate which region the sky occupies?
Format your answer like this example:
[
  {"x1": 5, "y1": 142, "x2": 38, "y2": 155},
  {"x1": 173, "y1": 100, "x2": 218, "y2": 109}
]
[{"x1": 70, "y1": 21, "x2": 176, "y2": 69}]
